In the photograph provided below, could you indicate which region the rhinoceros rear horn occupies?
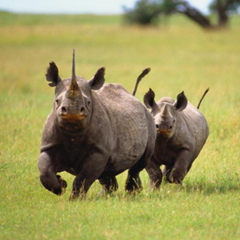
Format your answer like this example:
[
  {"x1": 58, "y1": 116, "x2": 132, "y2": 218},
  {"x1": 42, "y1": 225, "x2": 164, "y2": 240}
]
[{"x1": 46, "y1": 62, "x2": 62, "y2": 87}]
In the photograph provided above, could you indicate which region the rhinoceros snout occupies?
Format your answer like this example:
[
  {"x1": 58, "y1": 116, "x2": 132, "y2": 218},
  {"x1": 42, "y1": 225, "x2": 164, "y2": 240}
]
[{"x1": 59, "y1": 105, "x2": 86, "y2": 118}]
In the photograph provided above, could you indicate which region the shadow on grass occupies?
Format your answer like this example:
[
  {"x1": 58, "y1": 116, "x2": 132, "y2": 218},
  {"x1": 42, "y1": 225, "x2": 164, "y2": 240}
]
[{"x1": 183, "y1": 174, "x2": 240, "y2": 195}]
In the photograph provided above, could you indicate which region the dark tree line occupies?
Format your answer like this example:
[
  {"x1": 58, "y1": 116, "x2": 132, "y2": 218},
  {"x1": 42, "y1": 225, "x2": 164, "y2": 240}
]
[{"x1": 124, "y1": 0, "x2": 240, "y2": 29}]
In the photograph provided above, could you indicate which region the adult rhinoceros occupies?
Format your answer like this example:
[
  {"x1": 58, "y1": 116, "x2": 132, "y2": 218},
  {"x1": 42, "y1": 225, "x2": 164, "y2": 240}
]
[{"x1": 38, "y1": 51, "x2": 156, "y2": 200}]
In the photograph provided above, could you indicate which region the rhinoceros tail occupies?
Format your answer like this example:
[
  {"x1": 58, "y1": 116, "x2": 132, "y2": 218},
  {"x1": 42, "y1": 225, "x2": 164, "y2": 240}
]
[
  {"x1": 197, "y1": 88, "x2": 209, "y2": 109},
  {"x1": 132, "y1": 68, "x2": 151, "y2": 96}
]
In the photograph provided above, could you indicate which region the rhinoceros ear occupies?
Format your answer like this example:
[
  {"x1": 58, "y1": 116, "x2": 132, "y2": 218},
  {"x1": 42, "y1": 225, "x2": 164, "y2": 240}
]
[
  {"x1": 144, "y1": 88, "x2": 158, "y2": 111},
  {"x1": 88, "y1": 67, "x2": 105, "y2": 90},
  {"x1": 174, "y1": 91, "x2": 188, "y2": 111},
  {"x1": 46, "y1": 62, "x2": 62, "y2": 87}
]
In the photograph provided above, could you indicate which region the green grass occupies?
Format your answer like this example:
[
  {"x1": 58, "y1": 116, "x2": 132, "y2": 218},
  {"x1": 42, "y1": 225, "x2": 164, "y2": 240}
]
[{"x1": 0, "y1": 11, "x2": 239, "y2": 240}]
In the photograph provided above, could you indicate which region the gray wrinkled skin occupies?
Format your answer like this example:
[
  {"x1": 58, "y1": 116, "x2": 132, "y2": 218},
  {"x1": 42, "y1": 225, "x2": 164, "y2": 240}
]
[
  {"x1": 144, "y1": 89, "x2": 209, "y2": 188},
  {"x1": 38, "y1": 54, "x2": 156, "y2": 200}
]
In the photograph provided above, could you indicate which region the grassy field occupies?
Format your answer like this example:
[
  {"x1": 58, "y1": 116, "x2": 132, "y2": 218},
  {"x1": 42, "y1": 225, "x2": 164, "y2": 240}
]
[{"x1": 0, "y1": 11, "x2": 239, "y2": 240}]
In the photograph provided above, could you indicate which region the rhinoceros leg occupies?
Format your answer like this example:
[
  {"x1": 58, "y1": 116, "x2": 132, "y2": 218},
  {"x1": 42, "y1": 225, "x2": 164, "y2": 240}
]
[
  {"x1": 69, "y1": 152, "x2": 108, "y2": 200},
  {"x1": 125, "y1": 156, "x2": 146, "y2": 192},
  {"x1": 168, "y1": 150, "x2": 192, "y2": 184},
  {"x1": 38, "y1": 151, "x2": 67, "y2": 195},
  {"x1": 163, "y1": 165, "x2": 173, "y2": 183},
  {"x1": 125, "y1": 171, "x2": 142, "y2": 192},
  {"x1": 145, "y1": 157, "x2": 162, "y2": 190},
  {"x1": 99, "y1": 176, "x2": 118, "y2": 194}
]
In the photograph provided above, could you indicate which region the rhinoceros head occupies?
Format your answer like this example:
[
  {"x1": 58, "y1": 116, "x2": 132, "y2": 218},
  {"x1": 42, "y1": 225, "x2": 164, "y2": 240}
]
[
  {"x1": 144, "y1": 88, "x2": 188, "y2": 139},
  {"x1": 45, "y1": 50, "x2": 105, "y2": 130}
]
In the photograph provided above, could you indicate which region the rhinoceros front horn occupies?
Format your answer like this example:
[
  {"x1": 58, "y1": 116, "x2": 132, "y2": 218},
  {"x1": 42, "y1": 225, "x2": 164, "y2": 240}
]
[{"x1": 67, "y1": 50, "x2": 81, "y2": 97}]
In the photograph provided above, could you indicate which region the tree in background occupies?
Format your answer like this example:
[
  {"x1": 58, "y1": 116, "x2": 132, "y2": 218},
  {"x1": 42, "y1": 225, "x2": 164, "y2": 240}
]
[
  {"x1": 210, "y1": 0, "x2": 240, "y2": 27},
  {"x1": 123, "y1": 0, "x2": 240, "y2": 29},
  {"x1": 123, "y1": 0, "x2": 162, "y2": 25}
]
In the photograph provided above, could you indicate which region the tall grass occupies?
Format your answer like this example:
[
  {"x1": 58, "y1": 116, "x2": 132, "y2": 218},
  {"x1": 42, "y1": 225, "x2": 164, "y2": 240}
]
[{"x1": 0, "y1": 12, "x2": 239, "y2": 239}]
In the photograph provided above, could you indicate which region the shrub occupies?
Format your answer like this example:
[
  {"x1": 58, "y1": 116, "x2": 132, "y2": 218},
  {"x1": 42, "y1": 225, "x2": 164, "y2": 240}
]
[{"x1": 123, "y1": 0, "x2": 162, "y2": 25}]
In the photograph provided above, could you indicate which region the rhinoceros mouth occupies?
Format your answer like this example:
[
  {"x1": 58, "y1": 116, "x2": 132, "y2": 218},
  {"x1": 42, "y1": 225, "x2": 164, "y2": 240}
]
[
  {"x1": 60, "y1": 114, "x2": 86, "y2": 123},
  {"x1": 157, "y1": 129, "x2": 171, "y2": 136}
]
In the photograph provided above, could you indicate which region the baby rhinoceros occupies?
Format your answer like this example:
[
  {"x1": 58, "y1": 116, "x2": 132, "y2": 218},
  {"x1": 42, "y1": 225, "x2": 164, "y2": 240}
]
[
  {"x1": 38, "y1": 51, "x2": 156, "y2": 200},
  {"x1": 143, "y1": 88, "x2": 209, "y2": 188}
]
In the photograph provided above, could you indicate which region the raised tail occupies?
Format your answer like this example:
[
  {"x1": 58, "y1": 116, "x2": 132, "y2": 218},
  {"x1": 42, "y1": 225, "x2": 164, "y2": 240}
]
[
  {"x1": 132, "y1": 68, "x2": 151, "y2": 96},
  {"x1": 197, "y1": 88, "x2": 209, "y2": 109}
]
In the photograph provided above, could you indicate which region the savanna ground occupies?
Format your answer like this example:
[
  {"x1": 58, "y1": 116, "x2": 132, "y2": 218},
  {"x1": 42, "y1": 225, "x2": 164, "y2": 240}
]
[{"x1": 0, "y1": 11, "x2": 239, "y2": 240}]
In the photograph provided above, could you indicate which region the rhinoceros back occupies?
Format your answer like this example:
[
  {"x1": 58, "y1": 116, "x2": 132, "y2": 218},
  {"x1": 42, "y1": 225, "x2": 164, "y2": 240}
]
[
  {"x1": 182, "y1": 102, "x2": 209, "y2": 156},
  {"x1": 97, "y1": 83, "x2": 154, "y2": 169}
]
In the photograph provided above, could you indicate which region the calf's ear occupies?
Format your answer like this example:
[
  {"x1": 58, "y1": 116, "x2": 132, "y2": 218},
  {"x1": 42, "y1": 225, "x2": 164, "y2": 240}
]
[
  {"x1": 144, "y1": 88, "x2": 158, "y2": 111},
  {"x1": 88, "y1": 67, "x2": 105, "y2": 90},
  {"x1": 46, "y1": 62, "x2": 62, "y2": 87},
  {"x1": 174, "y1": 91, "x2": 188, "y2": 111}
]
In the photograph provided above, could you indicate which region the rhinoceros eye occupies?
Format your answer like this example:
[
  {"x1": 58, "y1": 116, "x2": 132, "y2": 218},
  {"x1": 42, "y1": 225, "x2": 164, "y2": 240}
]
[
  {"x1": 84, "y1": 97, "x2": 91, "y2": 110},
  {"x1": 55, "y1": 98, "x2": 61, "y2": 108}
]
